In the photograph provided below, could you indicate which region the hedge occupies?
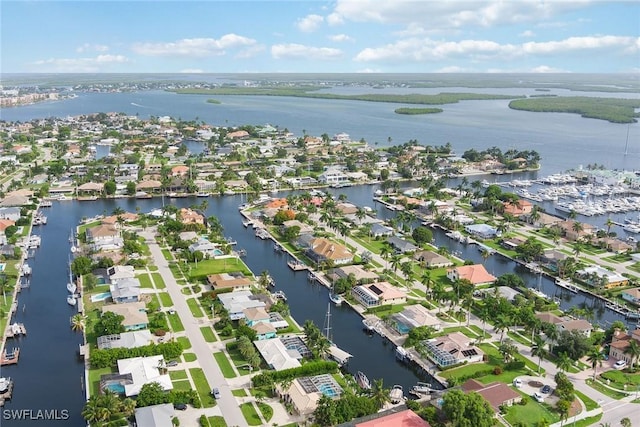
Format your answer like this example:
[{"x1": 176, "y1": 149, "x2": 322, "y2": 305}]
[
  {"x1": 252, "y1": 361, "x2": 338, "y2": 387},
  {"x1": 90, "y1": 341, "x2": 183, "y2": 368}
]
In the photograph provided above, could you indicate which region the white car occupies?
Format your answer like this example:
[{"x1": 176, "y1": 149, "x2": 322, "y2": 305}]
[
  {"x1": 513, "y1": 378, "x2": 523, "y2": 388},
  {"x1": 533, "y1": 392, "x2": 545, "y2": 403},
  {"x1": 614, "y1": 360, "x2": 627, "y2": 370}
]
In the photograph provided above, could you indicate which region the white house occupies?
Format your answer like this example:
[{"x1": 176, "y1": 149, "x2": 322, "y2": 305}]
[{"x1": 116, "y1": 355, "x2": 173, "y2": 397}]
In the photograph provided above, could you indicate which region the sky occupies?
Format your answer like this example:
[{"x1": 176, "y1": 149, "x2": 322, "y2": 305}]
[{"x1": 1, "y1": 0, "x2": 639, "y2": 74}]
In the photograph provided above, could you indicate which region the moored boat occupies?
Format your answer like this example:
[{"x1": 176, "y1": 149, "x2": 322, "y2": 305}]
[
  {"x1": 389, "y1": 385, "x2": 404, "y2": 403},
  {"x1": 329, "y1": 292, "x2": 343, "y2": 306},
  {"x1": 355, "y1": 371, "x2": 371, "y2": 390},
  {"x1": 67, "y1": 295, "x2": 77, "y2": 306}
]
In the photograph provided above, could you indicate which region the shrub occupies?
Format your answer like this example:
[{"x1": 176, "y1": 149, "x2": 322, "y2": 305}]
[{"x1": 493, "y1": 366, "x2": 503, "y2": 375}]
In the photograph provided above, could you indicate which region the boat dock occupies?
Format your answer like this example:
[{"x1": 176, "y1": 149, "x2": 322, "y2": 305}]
[
  {"x1": 287, "y1": 260, "x2": 308, "y2": 271},
  {"x1": 0, "y1": 347, "x2": 20, "y2": 366},
  {"x1": 5, "y1": 323, "x2": 26, "y2": 338},
  {"x1": 0, "y1": 378, "x2": 14, "y2": 407}
]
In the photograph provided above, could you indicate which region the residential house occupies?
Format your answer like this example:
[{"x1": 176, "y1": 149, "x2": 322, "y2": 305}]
[
  {"x1": 171, "y1": 165, "x2": 189, "y2": 177},
  {"x1": 253, "y1": 338, "x2": 303, "y2": 371},
  {"x1": 189, "y1": 240, "x2": 220, "y2": 258},
  {"x1": 413, "y1": 250, "x2": 453, "y2": 268},
  {"x1": 465, "y1": 223, "x2": 500, "y2": 239},
  {"x1": 116, "y1": 355, "x2": 173, "y2": 397},
  {"x1": 281, "y1": 219, "x2": 314, "y2": 236},
  {"x1": 318, "y1": 170, "x2": 349, "y2": 185},
  {"x1": 522, "y1": 212, "x2": 562, "y2": 229},
  {"x1": 243, "y1": 307, "x2": 271, "y2": 327},
  {"x1": 502, "y1": 199, "x2": 533, "y2": 217},
  {"x1": 423, "y1": 331, "x2": 484, "y2": 368},
  {"x1": 207, "y1": 273, "x2": 253, "y2": 291},
  {"x1": 134, "y1": 403, "x2": 175, "y2": 427},
  {"x1": 447, "y1": 264, "x2": 497, "y2": 286},
  {"x1": 278, "y1": 374, "x2": 343, "y2": 416},
  {"x1": 598, "y1": 238, "x2": 633, "y2": 254},
  {"x1": 609, "y1": 329, "x2": 640, "y2": 364},
  {"x1": 252, "y1": 322, "x2": 277, "y2": 340},
  {"x1": 101, "y1": 302, "x2": 149, "y2": 331},
  {"x1": 108, "y1": 265, "x2": 136, "y2": 282},
  {"x1": 335, "y1": 202, "x2": 358, "y2": 215},
  {"x1": 86, "y1": 224, "x2": 123, "y2": 251},
  {"x1": 390, "y1": 304, "x2": 442, "y2": 334},
  {"x1": 369, "y1": 223, "x2": 394, "y2": 238},
  {"x1": 351, "y1": 281, "x2": 406, "y2": 308},
  {"x1": 557, "y1": 319, "x2": 593, "y2": 338},
  {"x1": 387, "y1": 236, "x2": 418, "y2": 253},
  {"x1": 305, "y1": 237, "x2": 354, "y2": 266},
  {"x1": 501, "y1": 237, "x2": 525, "y2": 251},
  {"x1": 332, "y1": 265, "x2": 378, "y2": 284},
  {"x1": 575, "y1": 265, "x2": 628, "y2": 288},
  {"x1": 0, "y1": 207, "x2": 21, "y2": 221},
  {"x1": 110, "y1": 277, "x2": 141, "y2": 304},
  {"x1": 178, "y1": 208, "x2": 205, "y2": 225},
  {"x1": 461, "y1": 379, "x2": 522, "y2": 412},
  {"x1": 539, "y1": 249, "x2": 568, "y2": 272},
  {"x1": 97, "y1": 329, "x2": 154, "y2": 350},
  {"x1": 354, "y1": 409, "x2": 430, "y2": 427},
  {"x1": 621, "y1": 288, "x2": 640, "y2": 306},
  {"x1": 555, "y1": 220, "x2": 595, "y2": 242},
  {"x1": 217, "y1": 291, "x2": 266, "y2": 321}
]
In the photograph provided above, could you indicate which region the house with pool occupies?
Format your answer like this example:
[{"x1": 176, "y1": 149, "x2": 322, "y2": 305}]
[
  {"x1": 277, "y1": 374, "x2": 343, "y2": 416},
  {"x1": 101, "y1": 302, "x2": 149, "y2": 331},
  {"x1": 101, "y1": 355, "x2": 172, "y2": 397}
]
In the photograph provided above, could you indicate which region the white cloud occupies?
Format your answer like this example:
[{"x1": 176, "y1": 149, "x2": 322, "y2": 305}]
[
  {"x1": 435, "y1": 65, "x2": 469, "y2": 73},
  {"x1": 132, "y1": 34, "x2": 257, "y2": 57},
  {"x1": 357, "y1": 68, "x2": 382, "y2": 73},
  {"x1": 522, "y1": 36, "x2": 639, "y2": 54},
  {"x1": 180, "y1": 69, "x2": 204, "y2": 73},
  {"x1": 519, "y1": 30, "x2": 536, "y2": 38},
  {"x1": 32, "y1": 54, "x2": 128, "y2": 72},
  {"x1": 76, "y1": 43, "x2": 109, "y2": 53},
  {"x1": 331, "y1": 0, "x2": 591, "y2": 29},
  {"x1": 296, "y1": 14, "x2": 324, "y2": 32},
  {"x1": 329, "y1": 34, "x2": 353, "y2": 42},
  {"x1": 326, "y1": 12, "x2": 344, "y2": 26},
  {"x1": 530, "y1": 65, "x2": 569, "y2": 73},
  {"x1": 271, "y1": 44, "x2": 343, "y2": 60}
]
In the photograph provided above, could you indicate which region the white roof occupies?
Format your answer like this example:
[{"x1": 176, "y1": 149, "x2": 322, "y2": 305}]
[
  {"x1": 218, "y1": 291, "x2": 265, "y2": 315},
  {"x1": 117, "y1": 355, "x2": 173, "y2": 397},
  {"x1": 97, "y1": 329, "x2": 154, "y2": 350},
  {"x1": 134, "y1": 403, "x2": 175, "y2": 427},
  {"x1": 254, "y1": 338, "x2": 302, "y2": 371}
]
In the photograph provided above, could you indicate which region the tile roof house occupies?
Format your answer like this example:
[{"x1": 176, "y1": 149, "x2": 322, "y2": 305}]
[
  {"x1": 116, "y1": 355, "x2": 173, "y2": 397},
  {"x1": 387, "y1": 236, "x2": 418, "y2": 253},
  {"x1": 609, "y1": 329, "x2": 640, "y2": 364},
  {"x1": 306, "y1": 237, "x2": 354, "y2": 266},
  {"x1": 414, "y1": 250, "x2": 453, "y2": 268},
  {"x1": 278, "y1": 374, "x2": 343, "y2": 416},
  {"x1": 207, "y1": 273, "x2": 253, "y2": 291},
  {"x1": 217, "y1": 290, "x2": 266, "y2": 321},
  {"x1": 354, "y1": 409, "x2": 430, "y2": 427},
  {"x1": 101, "y1": 302, "x2": 149, "y2": 331},
  {"x1": 243, "y1": 306, "x2": 271, "y2": 327},
  {"x1": 557, "y1": 319, "x2": 593, "y2": 338},
  {"x1": 97, "y1": 329, "x2": 154, "y2": 350},
  {"x1": 575, "y1": 265, "x2": 628, "y2": 289},
  {"x1": 86, "y1": 224, "x2": 123, "y2": 251},
  {"x1": 447, "y1": 264, "x2": 496, "y2": 286},
  {"x1": 351, "y1": 281, "x2": 406, "y2": 308},
  {"x1": 461, "y1": 379, "x2": 522, "y2": 412},
  {"x1": 621, "y1": 288, "x2": 640, "y2": 306},
  {"x1": 502, "y1": 199, "x2": 533, "y2": 217},
  {"x1": 178, "y1": 208, "x2": 205, "y2": 225},
  {"x1": 253, "y1": 338, "x2": 303, "y2": 371},
  {"x1": 171, "y1": 165, "x2": 189, "y2": 177},
  {"x1": 252, "y1": 322, "x2": 277, "y2": 340},
  {"x1": 333, "y1": 265, "x2": 379, "y2": 283},
  {"x1": 423, "y1": 331, "x2": 484, "y2": 368},
  {"x1": 390, "y1": 304, "x2": 442, "y2": 333}
]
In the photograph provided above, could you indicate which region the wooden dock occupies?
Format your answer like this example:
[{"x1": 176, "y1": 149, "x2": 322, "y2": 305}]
[
  {"x1": 0, "y1": 379, "x2": 14, "y2": 407},
  {"x1": 287, "y1": 260, "x2": 308, "y2": 271},
  {"x1": 0, "y1": 347, "x2": 20, "y2": 366},
  {"x1": 5, "y1": 323, "x2": 26, "y2": 338}
]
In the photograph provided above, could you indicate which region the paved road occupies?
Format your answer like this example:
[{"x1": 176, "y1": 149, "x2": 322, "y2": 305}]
[{"x1": 142, "y1": 230, "x2": 249, "y2": 427}]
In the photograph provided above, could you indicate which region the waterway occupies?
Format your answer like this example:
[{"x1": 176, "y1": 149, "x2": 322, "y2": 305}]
[{"x1": 3, "y1": 184, "x2": 635, "y2": 424}]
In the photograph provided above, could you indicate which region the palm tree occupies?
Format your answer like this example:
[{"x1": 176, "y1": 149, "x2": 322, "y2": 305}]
[
  {"x1": 624, "y1": 339, "x2": 640, "y2": 368},
  {"x1": 531, "y1": 335, "x2": 547, "y2": 374},
  {"x1": 82, "y1": 396, "x2": 102, "y2": 424},
  {"x1": 70, "y1": 313, "x2": 86, "y2": 332},
  {"x1": 120, "y1": 398, "x2": 136, "y2": 418},
  {"x1": 586, "y1": 346, "x2": 605, "y2": 380},
  {"x1": 493, "y1": 314, "x2": 512, "y2": 344},
  {"x1": 620, "y1": 418, "x2": 631, "y2": 427},
  {"x1": 556, "y1": 351, "x2": 573, "y2": 373},
  {"x1": 421, "y1": 271, "x2": 433, "y2": 297},
  {"x1": 370, "y1": 378, "x2": 390, "y2": 409},
  {"x1": 605, "y1": 217, "x2": 614, "y2": 236},
  {"x1": 390, "y1": 254, "x2": 402, "y2": 275},
  {"x1": 379, "y1": 243, "x2": 392, "y2": 269}
]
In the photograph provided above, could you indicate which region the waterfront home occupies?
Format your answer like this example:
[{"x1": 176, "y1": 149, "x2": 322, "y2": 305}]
[
  {"x1": 575, "y1": 265, "x2": 628, "y2": 288},
  {"x1": 170, "y1": 165, "x2": 189, "y2": 177},
  {"x1": 178, "y1": 231, "x2": 199, "y2": 242},
  {"x1": 281, "y1": 219, "x2": 314, "y2": 236},
  {"x1": 523, "y1": 211, "x2": 562, "y2": 229},
  {"x1": 422, "y1": 331, "x2": 484, "y2": 368},
  {"x1": 318, "y1": 170, "x2": 350, "y2": 185},
  {"x1": 390, "y1": 304, "x2": 442, "y2": 334},
  {"x1": 97, "y1": 329, "x2": 154, "y2": 350},
  {"x1": 351, "y1": 281, "x2": 407, "y2": 308},
  {"x1": 0, "y1": 219, "x2": 16, "y2": 234},
  {"x1": 332, "y1": 265, "x2": 378, "y2": 283},
  {"x1": 597, "y1": 237, "x2": 633, "y2": 254},
  {"x1": 354, "y1": 409, "x2": 430, "y2": 427},
  {"x1": 305, "y1": 237, "x2": 354, "y2": 266},
  {"x1": 135, "y1": 179, "x2": 162, "y2": 193},
  {"x1": 134, "y1": 403, "x2": 175, "y2": 427},
  {"x1": 110, "y1": 277, "x2": 141, "y2": 304},
  {"x1": 539, "y1": 249, "x2": 568, "y2": 272},
  {"x1": 76, "y1": 182, "x2": 104, "y2": 196},
  {"x1": 500, "y1": 236, "x2": 525, "y2": 251},
  {"x1": 369, "y1": 223, "x2": 394, "y2": 238},
  {"x1": 188, "y1": 239, "x2": 219, "y2": 258},
  {"x1": 253, "y1": 338, "x2": 303, "y2": 371},
  {"x1": 102, "y1": 212, "x2": 139, "y2": 226},
  {"x1": 107, "y1": 265, "x2": 136, "y2": 282},
  {"x1": 86, "y1": 224, "x2": 123, "y2": 252},
  {"x1": 609, "y1": 329, "x2": 640, "y2": 364},
  {"x1": 464, "y1": 223, "x2": 500, "y2": 240},
  {"x1": 116, "y1": 355, "x2": 173, "y2": 396},
  {"x1": 387, "y1": 236, "x2": 418, "y2": 254},
  {"x1": 243, "y1": 306, "x2": 271, "y2": 327},
  {"x1": 557, "y1": 319, "x2": 593, "y2": 338},
  {"x1": 461, "y1": 379, "x2": 522, "y2": 412},
  {"x1": 0, "y1": 194, "x2": 29, "y2": 207},
  {"x1": 207, "y1": 272, "x2": 253, "y2": 291},
  {"x1": 178, "y1": 208, "x2": 205, "y2": 225},
  {"x1": 101, "y1": 302, "x2": 149, "y2": 331},
  {"x1": 555, "y1": 220, "x2": 595, "y2": 242},
  {"x1": 447, "y1": 264, "x2": 496, "y2": 286},
  {"x1": 217, "y1": 290, "x2": 266, "y2": 321},
  {"x1": 252, "y1": 322, "x2": 278, "y2": 340},
  {"x1": 621, "y1": 288, "x2": 640, "y2": 306},
  {"x1": 502, "y1": 199, "x2": 533, "y2": 217},
  {"x1": 413, "y1": 250, "x2": 453, "y2": 268},
  {"x1": 277, "y1": 374, "x2": 343, "y2": 416},
  {"x1": 495, "y1": 286, "x2": 522, "y2": 302},
  {"x1": 335, "y1": 202, "x2": 358, "y2": 215},
  {"x1": 0, "y1": 207, "x2": 21, "y2": 221}
]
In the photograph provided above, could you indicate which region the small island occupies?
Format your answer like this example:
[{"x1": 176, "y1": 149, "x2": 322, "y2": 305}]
[
  {"x1": 509, "y1": 96, "x2": 640, "y2": 123},
  {"x1": 394, "y1": 107, "x2": 443, "y2": 115},
  {"x1": 206, "y1": 99, "x2": 221, "y2": 104}
]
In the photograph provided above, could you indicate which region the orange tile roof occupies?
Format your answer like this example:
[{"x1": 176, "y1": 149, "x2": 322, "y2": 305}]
[
  {"x1": 356, "y1": 409, "x2": 430, "y2": 427},
  {"x1": 451, "y1": 264, "x2": 496, "y2": 285}
]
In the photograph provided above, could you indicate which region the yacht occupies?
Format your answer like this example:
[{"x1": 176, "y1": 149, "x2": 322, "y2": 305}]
[
  {"x1": 0, "y1": 377, "x2": 11, "y2": 393},
  {"x1": 389, "y1": 385, "x2": 404, "y2": 403},
  {"x1": 67, "y1": 282, "x2": 77, "y2": 294},
  {"x1": 329, "y1": 292, "x2": 343, "y2": 306},
  {"x1": 67, "y1": 295, "x2": 77, "y2": 306},
  {"x1": 355, "y1": 371, "x2": 371, "y2": 390}
]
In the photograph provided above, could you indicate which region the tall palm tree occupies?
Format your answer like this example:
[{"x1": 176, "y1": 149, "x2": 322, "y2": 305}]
[
  {"x1": 556, "y1": 351, "x2": 573, "y2": 373},
  {"x1": 624, "y1": 339, "x2": 640, "y2": 368},
  {"x1": 605, "y1": 217, "x2": 614, "y2": 236},
  {"x1": 70, "y1": 313, "x2": 86, "y2": 332},
  {"x1": 371, "y1": 378, "x2": 390, "y2": 409},
  {"x1": 493, "y1": 314, "x2": 512, "y2": 344},
  {"x1": 531, "y1": 335, "x2": 547, "y2": 374},
  {"x1": 421, "y1": 271, "x2": 433, "y2": 297},
  {"x1": 390, "y1": 254, "x2": 403, "y2": 275},
  {"x1": 586, "y1": 347, "x2": 605, "y2": 380}
]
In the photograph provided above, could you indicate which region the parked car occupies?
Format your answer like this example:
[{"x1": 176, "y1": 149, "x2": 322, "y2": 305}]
[
  {"x1": 173, "y1": 403, "x2": 187, "y2": 411},
  {"x1": 166, "y1": 360, "x2": 179, "y2": 367},
  {"x1": 541, "y1": 385, "x2": 552, "y2": 394},
  {"x1": 614, "y1": 360, "x2": 627, "y2": 369},
  {"x1": 533, "y1": 392, "x2": 545, "y2": 403},
  {"x1": 513, "y1": 378, "x2": 523, "y2": 388},
  {"x1": 212, "y1": 387, "x2": 221, "y2": 399}
]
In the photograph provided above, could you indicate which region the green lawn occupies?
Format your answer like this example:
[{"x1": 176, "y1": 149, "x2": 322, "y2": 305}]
[
  {"x1": 88, "y1": 367, "x2": 113, "y2": 397},
  {"x1": 177, "y1": 336, "x2": 192, "y2": 350},
  {"x1": 188, "y1": 258, "x2": 251, "y2": 279},
  {"x1": 148, "y1": 265, "x2": 158, "y2": 271},
  {"x1": 161, "y1": 249, "x2": 173, "y2": 261},
  {"x1": 232, "y1": 389, "x2": 248, "y2": 397},
  {"x1": 159, "y1": 292, "x2": 173, "y2": 307},
  {"x1": 168, "y1": 313, "x2": 185, "y2": 332},
  {"x1": 189, "y1": 368, "x2": 216, "y2": 408},
  {"x1": 172, "y1": 380, "x2": 192, "y2": 390},
  {"x1": 239, "y1": 402, "x2": 262, "y2": 426},
  {"x1": 600, "y1": 369, "x2": 640, "y2": 389},
  {"x1": 440, "y1": 326, "x2": 479, "y2": 339},
  {"x1": 585, "y1": 379, "x2": 628, "y2": 399},
  {"x1": 187, "y1": 298, "x2": 205, "y2": 317},
  {"x1": 257, "y1": 402, "x2": 273, "y2": 422},
  {"x1": 213, "y1": 351, "x2": 237, "y2": 378},
  {"x1": 183, "y1": 353, "x2": 197, "y2": 362},
  {"x1": 151, "y1": 272, "x2": 166, "y2": 289},
  {"x1": 137, "y1": 274, "x2": 154, "y2": 288},
  {"x1": 209, "y1": 416, "x2": 228, "y2": 427},
  {"x1": 574, "y1": 390, "x2": 599, "y2": 411},
  {"x1": 169, "y1": 370, "x2": 188, "y2": 380},
  {"x1": 200, "y1": 326, "x2": 217, "y2": 342},
  {"x1": 503, "y1": 394, "x2": 560, "y2": 426},
  {"x1": 507, "y1": 331, "x2": 532, "y2": 345}
]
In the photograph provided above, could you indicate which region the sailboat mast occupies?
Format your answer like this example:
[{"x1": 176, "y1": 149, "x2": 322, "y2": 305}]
[
  {"x1": 323, "y1": 303, "x2": 332, "y2": 342},
  {"x1": 624, "y1": 124, "x2": 630, "y2": 156}
]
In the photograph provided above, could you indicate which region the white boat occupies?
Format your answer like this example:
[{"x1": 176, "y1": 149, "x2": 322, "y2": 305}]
[
  {"x1": 355, "y1": 371, "x2": 371, "y2": 390},
  {"x1": 243, "y1": 219, "x2": 252, "y2": 228},
  {"x1": 67, "y1": 295, "x2": 77, "y2": 306},
  {"x1": 0, "y1": 377, "x2": 11, "y2": 393},
  {"x1": 389, "y1": 385, "x2": 404, "y2": 403},
  {"x1": 395, "y1": 346, "x2": 408, "y2": 361},
  {"x1": 307, "y1": 272, "x2": 316, "y2": 281},
  {"x1": 67, "y1": 282, "x2": 77, "y2": 293},
  {"x1": 329, "y1": 292, "x2": 343, "y2": 306},
  {"x1": 411, "y1": 382, "x2": 431, "y2": 395},
  {"x1": 196, "y1": 192, "x2": 209, "y2": 197},
  {"x1": 272, "y1": 290, "x2": 287, "y2": 302}
]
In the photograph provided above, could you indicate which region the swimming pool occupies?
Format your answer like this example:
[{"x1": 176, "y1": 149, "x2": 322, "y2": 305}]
[
  {"x1": 0, "y1": 263, "x2": 5, "y2": 272},
  {"x1": 213, "y1": 249, "x2": 223, "y2": 256},
  {"x1": 105, "y1": 383, "x2": 125, "y2": 394},
  {"x1": 91, "y1": 292, "x2": 112, "y2": 302},
  {"x1": 318, "y1": 384, "x2": 339, "y2": 398}
]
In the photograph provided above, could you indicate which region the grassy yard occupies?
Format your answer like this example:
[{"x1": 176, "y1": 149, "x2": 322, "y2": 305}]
[
  {"x1": 169, "y1": 370, "x2": 188, "y2": 380},
  {"x1": 172, "y1": 380, "x2": 192, "y2": 391},
  {"x1": 504, "y1": 394, "x2": 560, "y2": 426},
  {"x1": 189, "y1": 368, "x2": 216, "y2": 408},
  {"x1": 209, "y1": 416, "x2": 228, "y2": 427},
  {"x1": 200, "y1": 326, "x2": 217, "y2": 342},
  {"x1": 151, "y1": 272, "x2": 166, "y2": 289},
  {"x1": 239, "y1": 402, "x2": 263, "y2": 426},
  {"x1": 213, "y1": 352, "x2": 237, "y2": 378},
  {"x1": 508, "y1": 330, "x2": 532, "y2": 346},
  {"x1": 168, "y1": 312, "x2": 185, "y2": 332},
  {"x1": 257, "y1": 402, "x2": 273, "y2": 422},
  {"x1": 187, "y1": 297, "x2": 205, "y2": 317},
  {"x1": 574, "y1": 390, "x2": 599, "y2": 411},
  {"x1": 159, "y1": 292, "x2": 173, "y2": 307},
  {"x1": 161, "y1": 248, "x2": 173, "y2": 261},
  {"x1": 88, "y1": 367, "x2": 113, "y2": 397},
  {"x1": 137, "y1": 274, "x2": 154, "y2": 288},
  {"x1": 439, "y1": 325, "x2": 479, "y2": 339},
  {"x1": 183, "y1": 353, "x2": 197, "y2": 362},
  {"x1": 188, "y1": 258, "x2": 251, "y2": 279},
  {"x1": 232, "y1": 389, "x2": 248, "y2": 397},
  {"x1": 177, "y1": 336, "x2": 192, "y2": 350},
  {"x1": 586, "y1": 379, "x2": 628, "y2": 399},
  {"x1": 600, "y1": 369, "x2": 640, "y2": 390}
]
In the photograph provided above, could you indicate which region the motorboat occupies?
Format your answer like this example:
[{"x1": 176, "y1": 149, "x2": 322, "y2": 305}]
[
  {"x1": 410, "y1": 382, "x2": 431, "y2": 395},
  {"x1": 355, "y1": 371, "x2": 371, "y2": 390},
  {"x1": 329, "y1": 292, "x2": 343, "y2": 306},
  {"x1": 272, "y1": 290, "x2": 287, "y2": 302},
  {"x1": 0, "y1": 377, "x2": 11, "y2": 393},
  {"x1": 67, "y1": 282, "x2": 77, "y2": 293},
  {"x1": 395, "y1": 346, "x2": 408, "y2": 361},
  {"x1": 389, "y1": 385, "x2": 404, "y2": 403},
  {"x1": 67, "y1": 295, "x2": 77, "y2": 306}
]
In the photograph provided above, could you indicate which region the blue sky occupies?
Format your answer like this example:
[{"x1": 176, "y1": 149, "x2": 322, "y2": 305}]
[{"x1": 2, "y1": 1, "x2": 639, "y2": 73}]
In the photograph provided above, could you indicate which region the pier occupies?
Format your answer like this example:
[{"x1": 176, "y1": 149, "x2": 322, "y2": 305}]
[
  {"x1": 0, "y1": 347, "x2": 20, "y2": 366},
  {"x1": 0, "y1": 378, "x2": 14, "y2": 407}
]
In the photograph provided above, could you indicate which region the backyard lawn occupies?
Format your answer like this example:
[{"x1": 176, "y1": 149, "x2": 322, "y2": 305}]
[
  {"x1": 188, "y1": 258, "x2": 251, "y2": 279},
  {"x1": 504, "y1": 394, "x2": 560, "y2": 426},
  {"x1": 137, "y1": 274, "x2": 153, "y2": 288},
  {"x1": 189, "y1": 368, "x2": 216, "y2": 408},
  {"x1": 209, "y1": 416, "x2": 228, "y2": 427},
  {"x1": 213, "y1": 351, "x2": 237, "y2": 378},
  {"x1": 88, "y1": 367, "x2": 113, "y2": 396}
]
